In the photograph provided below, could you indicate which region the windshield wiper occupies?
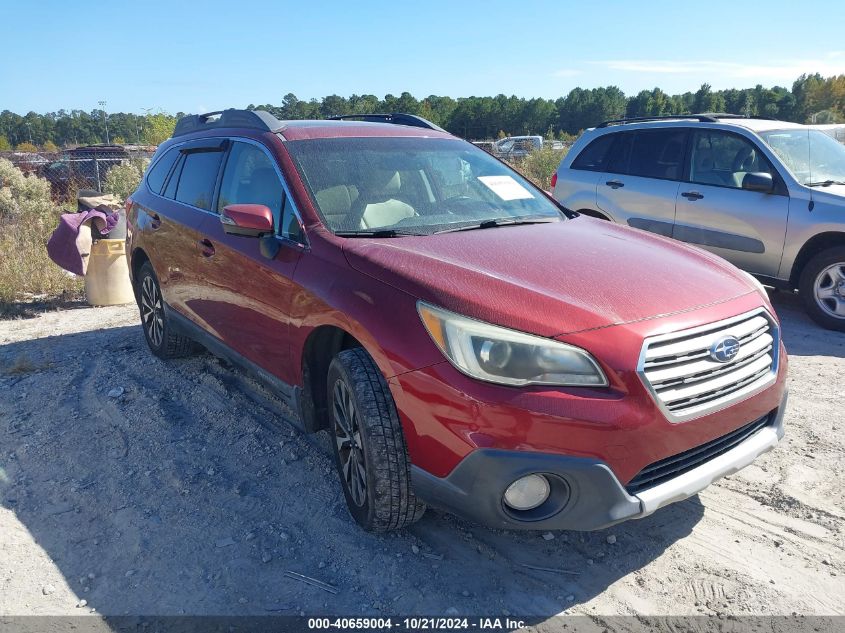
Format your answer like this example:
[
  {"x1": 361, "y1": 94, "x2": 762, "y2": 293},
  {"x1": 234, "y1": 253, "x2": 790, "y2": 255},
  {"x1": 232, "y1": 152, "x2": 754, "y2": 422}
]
[
  {"x1": 434, "y1": 217, "x2": 559, "y2": 235},
  {"x1": 334, "y1": 229, "x2": 423, "y2": 238},
  {"x1": 806, "y1": 180, "x2": 845, "y2": 187}
]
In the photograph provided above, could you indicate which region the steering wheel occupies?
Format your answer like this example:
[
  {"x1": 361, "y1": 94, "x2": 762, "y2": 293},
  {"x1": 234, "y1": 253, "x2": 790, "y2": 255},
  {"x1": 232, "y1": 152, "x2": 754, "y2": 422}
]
[{"x1": 732, "y1": 146, "x2": 756, "y2": 172}]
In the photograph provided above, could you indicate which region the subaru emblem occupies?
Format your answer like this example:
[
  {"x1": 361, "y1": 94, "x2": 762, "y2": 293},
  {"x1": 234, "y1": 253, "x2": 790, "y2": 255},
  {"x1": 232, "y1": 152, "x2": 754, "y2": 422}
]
[{"x1": 710, "y1": 336, "x2": 741, "y2": 363}]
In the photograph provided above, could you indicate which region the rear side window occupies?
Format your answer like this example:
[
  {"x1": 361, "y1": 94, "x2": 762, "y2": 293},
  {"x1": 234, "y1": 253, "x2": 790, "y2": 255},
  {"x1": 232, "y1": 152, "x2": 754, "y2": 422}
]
[
  {"x1": 174, "y1": 151, "x2": 224, "y2": 211},
  {"x1": 627, "y1": 129, "x2": 687, "y2": 180},
  {"x1": 146, "y1": 148, "x2": 179, "y2": 194},
  {"x1": 607, "y1": 129, "x2": 688, "y2": 180},
  {"x1": 571, "y1": 135, "x2": 615, "y2": 171},
  {"x1": 163, "y1": 155, "x2": 183, "y2": 199}
]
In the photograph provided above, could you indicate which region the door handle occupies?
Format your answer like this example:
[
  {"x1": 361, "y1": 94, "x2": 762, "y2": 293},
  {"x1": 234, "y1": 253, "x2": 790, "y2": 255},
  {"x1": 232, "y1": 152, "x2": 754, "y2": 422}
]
[
  {"x1": 681, "y1": 191, "x2": 704, "y2": 200},
  {"x1": 199, "y1": 239, "x2": 215, "y2": 258},
  {"x1": 150, "y1": 213, "x2": 162, "y2": 229},
  {"x1": 605, "y1": 180, "x2": 625, "y2": 189}
]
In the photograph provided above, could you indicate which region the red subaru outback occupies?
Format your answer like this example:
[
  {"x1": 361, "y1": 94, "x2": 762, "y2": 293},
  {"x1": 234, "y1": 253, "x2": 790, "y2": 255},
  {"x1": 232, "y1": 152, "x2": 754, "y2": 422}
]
[{"x1": 127, "y1": 109, "x2": 788, "y2": 532}]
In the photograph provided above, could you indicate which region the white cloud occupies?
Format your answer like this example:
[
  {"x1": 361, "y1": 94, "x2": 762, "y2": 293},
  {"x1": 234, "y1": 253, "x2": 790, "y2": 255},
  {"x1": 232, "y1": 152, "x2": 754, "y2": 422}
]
[{"x1": 587, "y1": 59, "x2": 845, "y2": 83}]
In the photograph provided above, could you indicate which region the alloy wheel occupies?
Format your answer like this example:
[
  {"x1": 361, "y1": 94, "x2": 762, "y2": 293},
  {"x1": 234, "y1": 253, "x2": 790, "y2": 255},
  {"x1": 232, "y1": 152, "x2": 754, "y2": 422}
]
[
  {"x1": 140, "y1": 275, "x2": 164, "y2": 347},
  {"x1": 332, "y1": 380, "x2": 367, "y2": 507},
  {"x1": 814, "y1": 262, "x2": 845, "y2": 320}
]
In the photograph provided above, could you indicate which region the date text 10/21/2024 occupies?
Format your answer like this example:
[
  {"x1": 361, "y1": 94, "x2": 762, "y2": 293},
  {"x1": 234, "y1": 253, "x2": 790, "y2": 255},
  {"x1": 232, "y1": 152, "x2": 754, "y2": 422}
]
[{"x1": 307, "y1": 618, "x2": 527, "y2": 630}]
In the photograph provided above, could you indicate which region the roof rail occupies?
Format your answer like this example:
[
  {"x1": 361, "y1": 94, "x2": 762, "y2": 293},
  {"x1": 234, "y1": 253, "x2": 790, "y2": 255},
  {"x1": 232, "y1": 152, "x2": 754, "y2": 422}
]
[
  {"x1": 596, "y1": 114, "x2": 719, "y2": 128},
  {"x1": 698, "y1": 112, "x2": 778, "y2": 121},
  {"x1": 596, "y1": 112, "x2": 781, "y2": 128},
  {"x1": 172, "y1": 109, "x2": 285, "y2": 137},
  {"x1": 327, "y1": 113, "x2": 445, "y2": 132}
]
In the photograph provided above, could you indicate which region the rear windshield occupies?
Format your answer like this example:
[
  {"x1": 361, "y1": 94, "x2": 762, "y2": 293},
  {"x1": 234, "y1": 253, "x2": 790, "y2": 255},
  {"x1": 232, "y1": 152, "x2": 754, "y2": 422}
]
[{"x1": 285, "y1": 137, "x2": 563, "y2": 235}]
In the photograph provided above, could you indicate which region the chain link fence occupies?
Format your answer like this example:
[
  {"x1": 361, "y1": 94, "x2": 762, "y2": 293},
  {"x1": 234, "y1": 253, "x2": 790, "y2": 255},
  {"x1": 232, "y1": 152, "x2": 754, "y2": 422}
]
[{"x1": 1, "y1": 146, "x2": 155, "y2": 203}]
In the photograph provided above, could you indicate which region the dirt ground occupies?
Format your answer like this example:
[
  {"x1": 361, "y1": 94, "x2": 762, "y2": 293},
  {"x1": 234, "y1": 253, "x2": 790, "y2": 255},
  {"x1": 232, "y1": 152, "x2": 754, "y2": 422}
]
[{"x1": 0, "y1": 291, "x2": 842, "y2": 624}]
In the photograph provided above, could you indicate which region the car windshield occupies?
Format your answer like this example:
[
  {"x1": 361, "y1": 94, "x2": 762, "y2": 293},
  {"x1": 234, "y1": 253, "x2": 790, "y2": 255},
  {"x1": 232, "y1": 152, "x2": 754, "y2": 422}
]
[
  {"x1": 759, "y1": 129, "x2": 845, "y2": 186},
  {"x1": 285, "y1": 137, "x2": 563, "y2": 236}
]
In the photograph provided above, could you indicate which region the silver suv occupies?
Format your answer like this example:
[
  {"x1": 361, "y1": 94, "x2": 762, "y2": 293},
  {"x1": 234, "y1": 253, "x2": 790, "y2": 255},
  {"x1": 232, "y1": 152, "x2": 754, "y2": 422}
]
[{"x1": 552, "y1": 114, "x2": 845, "y2": 331}]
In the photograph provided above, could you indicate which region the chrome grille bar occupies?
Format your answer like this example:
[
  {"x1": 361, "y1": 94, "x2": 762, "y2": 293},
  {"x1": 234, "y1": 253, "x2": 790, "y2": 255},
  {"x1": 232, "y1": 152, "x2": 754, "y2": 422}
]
[{"x1": 637, "y1": 308, "x2": 780, "y2": 421}]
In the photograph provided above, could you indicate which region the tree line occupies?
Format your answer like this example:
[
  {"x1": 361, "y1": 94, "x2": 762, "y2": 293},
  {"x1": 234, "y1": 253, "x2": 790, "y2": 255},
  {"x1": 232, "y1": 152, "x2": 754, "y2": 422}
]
[{"x1": 2, "y1": 73, "x2": 843, "y2": 151}]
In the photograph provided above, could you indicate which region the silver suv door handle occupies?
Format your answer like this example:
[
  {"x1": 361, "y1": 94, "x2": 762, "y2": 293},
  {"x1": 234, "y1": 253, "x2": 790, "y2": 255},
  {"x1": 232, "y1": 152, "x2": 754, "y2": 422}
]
[
  {"x1": 605, "y1": 180, "x2": 624, "y2": 189},
  {"x1": 681, "y1": 191, "x2": 704, "y2": 200}
]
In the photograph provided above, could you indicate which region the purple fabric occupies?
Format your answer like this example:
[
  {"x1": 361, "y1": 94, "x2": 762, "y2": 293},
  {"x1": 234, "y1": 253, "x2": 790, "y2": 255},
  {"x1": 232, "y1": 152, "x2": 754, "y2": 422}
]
[{"x1": 47, "y1": 209, "x2": 119, "y2": 276}]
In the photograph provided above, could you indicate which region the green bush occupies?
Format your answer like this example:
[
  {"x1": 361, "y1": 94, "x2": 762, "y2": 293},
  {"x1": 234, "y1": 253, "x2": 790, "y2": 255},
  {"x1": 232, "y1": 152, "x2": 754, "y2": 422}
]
[
  {"x1": 0, "y1": 158, "x2": 55, "y2": 223},
  {"x1": 104, "y1": 158, "x2": 148, "y2": 202},
  {"x1": 506, "y1": 146, "x2": 568, "y2": 191},
  {"x1": 0, "y1": 158, "x2": 82, "y2": 310}
]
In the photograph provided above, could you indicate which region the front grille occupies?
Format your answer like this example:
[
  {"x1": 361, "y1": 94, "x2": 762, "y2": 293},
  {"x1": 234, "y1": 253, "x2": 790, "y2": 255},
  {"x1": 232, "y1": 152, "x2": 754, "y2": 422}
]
[
  {"x1": 625, "y1": 413, "x2": 772, "y2": 495},
  {"x1": 638, "y1": 309, "x2": 779, "y2": 420}
]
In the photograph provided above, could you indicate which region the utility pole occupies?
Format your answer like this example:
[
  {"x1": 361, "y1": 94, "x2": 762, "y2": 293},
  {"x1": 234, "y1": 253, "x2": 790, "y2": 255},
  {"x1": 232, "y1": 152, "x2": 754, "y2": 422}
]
[
  {"x1": 141, "y1": 107, "x2": 153, "y2": 145},
  {"x1": 98, "y1": 100, "x2": 110, "y2": 144},
  {"x1": 25, "y1": 122, "x2": 33, "y2": 145}
]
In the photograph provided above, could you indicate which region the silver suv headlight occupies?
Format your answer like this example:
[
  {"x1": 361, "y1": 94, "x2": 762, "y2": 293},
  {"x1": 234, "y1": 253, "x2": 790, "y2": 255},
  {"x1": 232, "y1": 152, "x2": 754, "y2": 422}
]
[{"x1": 417, "y1": 302, "x2": 608, "y2": 387}]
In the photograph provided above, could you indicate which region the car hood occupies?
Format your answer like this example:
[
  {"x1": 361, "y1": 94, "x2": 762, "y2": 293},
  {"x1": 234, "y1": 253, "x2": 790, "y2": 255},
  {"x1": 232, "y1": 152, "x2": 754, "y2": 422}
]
[
  {"x1": 342, "y1": 217, "x2": 756, "y2": 337},
  {"x1": 810, "y1": 184, "x2": 845, "y2": 202}
]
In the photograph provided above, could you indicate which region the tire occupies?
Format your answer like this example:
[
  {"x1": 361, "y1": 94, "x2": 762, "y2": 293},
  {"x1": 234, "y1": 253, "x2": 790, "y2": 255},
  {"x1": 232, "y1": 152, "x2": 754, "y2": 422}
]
[
  {"x1": 798, "y1": 246, "x2": 845, "y2": 332},
  {"x1": 327, "y1": 348, "x2": 425, "y2": 531},
  {"x1": 136, "y1": 262, "x2": 198, "y2": 358}
]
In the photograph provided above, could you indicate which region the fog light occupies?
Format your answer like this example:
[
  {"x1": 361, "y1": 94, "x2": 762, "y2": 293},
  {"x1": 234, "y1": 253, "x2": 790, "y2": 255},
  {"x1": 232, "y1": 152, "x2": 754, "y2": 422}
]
[{"x1": 503, "y1": 474, "x2": 551, "y2": 511}]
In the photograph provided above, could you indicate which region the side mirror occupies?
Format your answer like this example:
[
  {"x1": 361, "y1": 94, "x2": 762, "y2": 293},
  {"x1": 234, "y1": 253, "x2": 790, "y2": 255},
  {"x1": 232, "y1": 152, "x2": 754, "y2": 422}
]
[
  {"x1": 221, "y1": 204, "x2": 274, "y2": 237},
  {"x1": 742, "y1": 172, "x2": 774, "y2": 193}
]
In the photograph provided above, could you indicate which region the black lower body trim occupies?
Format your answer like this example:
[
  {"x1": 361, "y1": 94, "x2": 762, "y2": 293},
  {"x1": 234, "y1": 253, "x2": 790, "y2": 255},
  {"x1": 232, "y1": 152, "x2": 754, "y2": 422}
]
[{"x1": 411, "y1": 450, "x2": 641, "y2": 531}]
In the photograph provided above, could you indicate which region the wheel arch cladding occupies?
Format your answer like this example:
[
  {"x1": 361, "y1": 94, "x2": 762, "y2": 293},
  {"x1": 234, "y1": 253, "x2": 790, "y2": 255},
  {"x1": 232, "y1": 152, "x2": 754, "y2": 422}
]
[
  {"x1": 299, "y1": 325, "x2": 363, "y2": 433},
  {"x1": 791, "y1": 231, "x2": 845, "y2": 286},
  {"x1": 130, "y1": 247, "x2": 150, "y2": 290}
]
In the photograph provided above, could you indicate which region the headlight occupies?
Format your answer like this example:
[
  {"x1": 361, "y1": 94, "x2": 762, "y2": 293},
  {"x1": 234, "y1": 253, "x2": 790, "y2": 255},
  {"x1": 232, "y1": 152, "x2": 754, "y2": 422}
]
[{"x1": 417, "y1": 302, "x2": 608, "y2": 387}]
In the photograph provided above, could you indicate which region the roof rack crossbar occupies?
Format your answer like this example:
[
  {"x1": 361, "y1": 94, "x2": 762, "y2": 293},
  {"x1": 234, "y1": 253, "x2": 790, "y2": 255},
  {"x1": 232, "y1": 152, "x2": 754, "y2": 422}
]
[
  {"x1": 327, "y1": 113, "x2": 445, "y2": 132},
  {"x1": 172, "y1": 109, "x2": 285, "y2": 137}
]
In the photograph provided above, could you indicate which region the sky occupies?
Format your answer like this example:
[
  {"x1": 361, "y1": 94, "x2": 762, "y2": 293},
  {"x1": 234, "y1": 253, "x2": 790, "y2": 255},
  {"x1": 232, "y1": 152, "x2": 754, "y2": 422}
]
[{"x1": 1, "y1": 0, "x2": 844, "y2": 115}]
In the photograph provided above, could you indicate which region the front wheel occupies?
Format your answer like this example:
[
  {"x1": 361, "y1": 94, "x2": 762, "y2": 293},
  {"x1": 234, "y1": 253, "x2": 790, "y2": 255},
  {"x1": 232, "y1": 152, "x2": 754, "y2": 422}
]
[
  {"x1": 799, "y1": 246, "x2": 845, "y2": 332},
  {"x1": 327, "y1": 348, "x2": 425, "y2": 531}
]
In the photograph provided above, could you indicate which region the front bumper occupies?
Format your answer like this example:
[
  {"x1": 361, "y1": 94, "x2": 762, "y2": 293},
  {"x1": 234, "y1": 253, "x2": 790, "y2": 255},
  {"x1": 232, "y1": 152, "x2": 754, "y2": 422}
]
[{"x1": 411, "y1": 392, "x2": 787, "y2": 531}]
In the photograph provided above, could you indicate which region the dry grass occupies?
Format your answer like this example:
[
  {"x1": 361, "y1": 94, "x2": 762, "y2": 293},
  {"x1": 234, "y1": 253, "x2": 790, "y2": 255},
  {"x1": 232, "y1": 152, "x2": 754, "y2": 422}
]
[
  {"x1": 0, "y1": 217, "x2": 84, "y2": 313},
  {"x1": 0, "y1": 158, "x2": 84, "y2": 314}
]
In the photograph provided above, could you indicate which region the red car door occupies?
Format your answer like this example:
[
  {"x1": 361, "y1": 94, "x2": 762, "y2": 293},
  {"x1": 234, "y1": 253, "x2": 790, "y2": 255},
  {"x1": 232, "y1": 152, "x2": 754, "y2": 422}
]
[
  {"x1": 144, "y1": 139, "x2": 227, "y2": 327},
  {"x1": 191, "y1": 139, "x2": 306, "y2": 386}
]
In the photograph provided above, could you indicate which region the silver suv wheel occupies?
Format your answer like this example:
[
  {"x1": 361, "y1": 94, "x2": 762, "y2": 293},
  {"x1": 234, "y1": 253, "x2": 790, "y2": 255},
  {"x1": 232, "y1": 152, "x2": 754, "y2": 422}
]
[
  {"x1": 800, "y1": 247, "x2": 845, "y2": 332},
  {"x1": 813, "y1": 262, "x2": 845, "y2": 319}
]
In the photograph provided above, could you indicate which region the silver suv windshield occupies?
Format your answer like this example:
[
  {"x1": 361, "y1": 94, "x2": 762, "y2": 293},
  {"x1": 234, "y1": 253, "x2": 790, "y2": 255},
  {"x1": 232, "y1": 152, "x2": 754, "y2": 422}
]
[
  {"x1": 759, "y1": 129, "x2": 845, "y2": 186},
  {"x1": 285, "y1": 137, "x2": 563, "y2": 236}
]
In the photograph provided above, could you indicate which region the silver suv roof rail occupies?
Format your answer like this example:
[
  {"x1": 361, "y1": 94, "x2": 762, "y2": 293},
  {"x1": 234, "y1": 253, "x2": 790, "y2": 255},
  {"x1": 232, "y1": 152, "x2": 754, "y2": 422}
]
[
  {"x1": 597, "y1": 113, "x2": 780, "y2": 128},
  {"x1": 327, "y1": 113, "x2": 445, "y2": 132},
  {"x1": 597, "y1": 114, "x2": 719, "y2": 128},
  {"x1": 172, "y1": 109, "x2": 285, "y2": 137}
]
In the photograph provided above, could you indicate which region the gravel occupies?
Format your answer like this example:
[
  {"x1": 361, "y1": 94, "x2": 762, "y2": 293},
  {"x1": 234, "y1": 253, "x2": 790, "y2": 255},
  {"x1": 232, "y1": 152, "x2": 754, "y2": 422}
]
[{"x1": 0, "y1": 291, "x2": 843, "y2": 619}]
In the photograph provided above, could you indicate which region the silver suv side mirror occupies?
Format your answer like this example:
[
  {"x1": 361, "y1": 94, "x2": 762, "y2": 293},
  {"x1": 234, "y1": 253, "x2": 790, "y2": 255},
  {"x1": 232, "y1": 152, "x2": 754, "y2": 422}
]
[{"x1": 742, "y1": 172, "x2": 774, "y2": 193}]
